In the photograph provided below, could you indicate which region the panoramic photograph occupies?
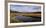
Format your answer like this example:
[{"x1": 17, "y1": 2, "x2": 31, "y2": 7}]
[{"x1": 10, "y1": 5, "x2": 41, "y2": 23}]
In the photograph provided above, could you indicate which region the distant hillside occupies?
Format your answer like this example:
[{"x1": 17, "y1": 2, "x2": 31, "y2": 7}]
[
  {"x1": 10, "y1": 10, "x2": 21, "y2": 13},
  {"x1": 10, "y1": 10, "x2": 41, "y2": 14}
]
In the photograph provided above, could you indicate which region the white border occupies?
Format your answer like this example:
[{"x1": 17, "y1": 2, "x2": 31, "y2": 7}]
[{"x1": 8, "y1": 3, "x2": 43, "y2": 26}]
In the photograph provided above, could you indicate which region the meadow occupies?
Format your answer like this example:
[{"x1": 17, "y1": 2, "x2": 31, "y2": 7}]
[{"x1": 10, "y1": 12, "x2": 41, "y2": 23}]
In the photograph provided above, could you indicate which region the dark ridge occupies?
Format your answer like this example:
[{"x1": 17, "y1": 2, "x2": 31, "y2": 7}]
[
  {"x1": 10, "y1": 10, "x2": 21, "y2": 13},
  {"x1": 10, "y1": 10, "x2": 41, "y2": 14}
]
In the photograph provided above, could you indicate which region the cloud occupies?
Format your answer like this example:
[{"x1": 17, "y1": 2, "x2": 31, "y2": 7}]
[{"x1": 10, "y1": 5, "x2": 41, "y2": 12}]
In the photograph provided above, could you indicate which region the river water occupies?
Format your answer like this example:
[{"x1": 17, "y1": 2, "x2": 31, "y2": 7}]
[{"x1": 15, "y1": 15, "x2": 41, "y2": 22}]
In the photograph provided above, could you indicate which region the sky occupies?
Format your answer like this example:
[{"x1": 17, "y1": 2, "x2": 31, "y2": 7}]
[{"x1": 10, "y1": 5, "x2": 41, "y2": 12}]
